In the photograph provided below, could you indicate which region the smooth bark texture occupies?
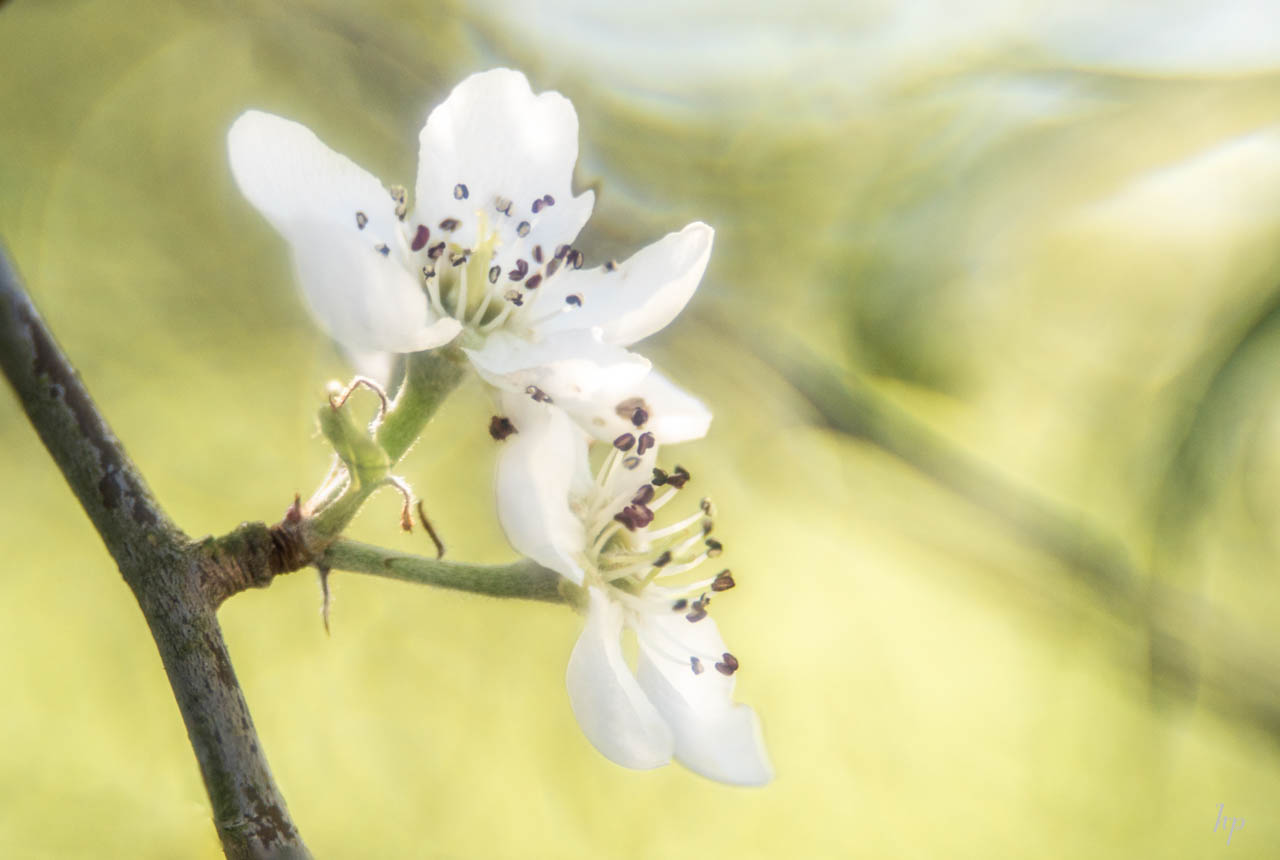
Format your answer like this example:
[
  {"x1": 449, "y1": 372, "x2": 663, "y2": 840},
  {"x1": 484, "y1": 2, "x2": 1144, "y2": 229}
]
[{"x1": 0, "y1": 248, "x2": 311, "y2": 859}]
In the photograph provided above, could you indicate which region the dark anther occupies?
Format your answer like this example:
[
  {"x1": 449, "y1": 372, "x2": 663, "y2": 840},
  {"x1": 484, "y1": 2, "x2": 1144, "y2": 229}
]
[
  {"x1": 672, "y1": 599, "x2": 688, "y2": 611},
  {"x1": 605, "y1": 259, "x2": 618, "y2": 272},
  {"x1": 700, "y1": 497, "x2": 715, "y2": 515},
  {"x1": 388, "y1": 184, "x2": 408, "y2": 220},
  {"x1": 524, "y1": 274, "x2": 543, "y2": 290},
  {"x1": 428, "y1": 242, "x2": 446, "y2": 259},
  {"x1": 488, "y1": 265, "x2": 501, "y2": 284},
  {"x1": 705, "y1": 538, "x2": 723, "y2": 557},
  {"x1": 546, "y1": 258, "x2": 561, "y2": 277},
  {"x1": 355, "y1": 211, "x2": 368, "y2": 230},
  {"x1": 454, "y1": 183, "x2": 469, "y2": 200},
  {"x1": 569, "y1": 249, "x2": 584, "y2": 269},
  {"x1": 532, "y1": 198, "x2": 544, "y2": 214},
  {"x1": 685, "y1": 603, "x2": 708, "y2": 623},
  {"x1": 526, "y1": 385, "x2": 553, "y2": 404},
  {"x1": 701, "y1": 519, "x2": 715, "y2": 536},
  {"x1": 450, "y1": 252, "x2": 468, "y2": 267},
  {"x1": 439, "y1": 218, "x2": 460, "y2": 232},
  {"x1": 488, "y1": 415, "x2": 517, "y2": 441},
  {"x1": 375, "y1": 243, "x2": 390, "y2": 257},
  {"x1": 517, "y1": 221, "x2": 531, "y2": 237},
  {"x1": 422, "y1": 265, "x2": 436, "y2": 280},
  {"x1": 508, "y1": 259, "x2": 529, "y2": 281},
  {"x1": 631, "y1": 484, "x2": 655, "y2": 505},
  {"x1": 411, "y1": 224, "x2": 430, "y2": 251},
  {"x1": 653, "y1": 550, "x2": 672, "y2": 568},
  {"x1": 615, "y1": 397, "x2": 648, "y2": 422},
  {"x1": 555, "y1": 244, "x2": 570, "y2": 260},
  {"x1": 714, "y1": 652, "x2": 739, "y2": 676},
  {"x1": 613, "y1": 433, "x2": 636, "y2": 452},
  {"x1": 711, "y1": 570, "x2": 735, "y2": 592},
  {"x1": 542, "y1": 194, "x2": 555, "y2": 206},
  {"x1": 690, "y1": 656, "x2": 705, "y2": 675},
  {"x1": 613, "y1": 506, "x2": 640, "y2": 531},
  {"x1": 532, "y1": 245, "x2": 543, "y2": 263},
  {"x1": 651, "y1": 467, "x2": 669, "y2": 486},
  {"x1": 667, "y1": 466, "x2": 691, "y2": 489},
  {"x1": 623, "y1": 456, "x2": 641, "y2": 470},
  {"x1": 636, "y1": 431, "x2": 655, "y2": 455},
  {"x1": 565, "y1": 293, "x2": 582, "y2": 307},
  {"x1": 632, "y1": 408, "x2": 650, "y2": 428},
  {"x1": 495, "y1": 196, "x2": 513, "y2": 215},
  {"x1": 504, "y1": 290, "x2": 524, "y2": 307}
]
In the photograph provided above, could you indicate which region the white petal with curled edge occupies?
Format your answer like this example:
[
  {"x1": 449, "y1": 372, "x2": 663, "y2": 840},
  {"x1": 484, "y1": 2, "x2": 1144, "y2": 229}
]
[
  {"x1": 494, "y1": 394, "x2": 588, "y2": 583},
  {"x1": 558, "y1": 368, "x2": 712, "y2": 445},
  {"x1": 286, "y1": 218, "x2": 462, "y2": 353},
  {"x1": 566, "y1": 589, "x2": 674, "y2": 770},
  {"x1": 635, "y1": 611, "x2": 774, "y2": 786},
  {"x1": 465, "y1": 328, "x2": 650, "y2": 403},
  {"x1": 414, "y1": 69, "x2": 593, "y2": 256},
  {"x1": 536, "y1": 222, "x2": 714, "y2": 346},
  {"x1": 229, "y1": 110, "x2": 402, "y2": 250}
]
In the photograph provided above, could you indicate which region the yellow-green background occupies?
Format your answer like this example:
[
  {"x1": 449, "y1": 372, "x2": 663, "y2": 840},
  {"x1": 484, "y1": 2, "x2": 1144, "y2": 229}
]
[{"x1": 3, "y1": 0, "x2": 1280, "y2": 857}]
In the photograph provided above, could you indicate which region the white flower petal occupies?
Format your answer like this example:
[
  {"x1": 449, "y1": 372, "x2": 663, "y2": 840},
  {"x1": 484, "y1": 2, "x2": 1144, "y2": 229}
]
[
  {"x1": 229, "y1": 110, "x2": 402, "y2": 252},
  {"x1": 284, "y1": 218, "x2": 461, "y2": 353},
  {"x1": 414, "y1": 69, "x2": 593, "y2": 256},
  {"x1": 536, "y1": 222, "x2": 714, "y2": 346},
  {"x1": 566, "y1": 589, "x2": 674, "y2": 770},
  {"x1": 636, "y1": 611, "x2": 774, "y2": 786},
  {"x1": 558, "y1": 369, "x2": 712, "y2": 445},
  {"x1": 495, "y1": 395, "x2": 589, "y2": 583},
  {"x1": 465, "y1": 328, "x2": 650, "y2": 404}
]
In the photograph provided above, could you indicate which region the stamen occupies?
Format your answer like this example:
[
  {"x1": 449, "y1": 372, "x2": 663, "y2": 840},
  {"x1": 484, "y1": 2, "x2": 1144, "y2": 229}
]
[
  {"x1": 375, "y1": 243, "x2": 390, "y2": 257},
  {"x1": 653, "y1": 550, "x2": 672, "y2": 568},
  {"x1": 685, "y1": 601, "x2": 708, "y2": 623},
  {"x1": 388, "y1": 184, "x2": 408, "y2": 220},
  {"x1": 690, "y1": 656, "x2": 705, "y2": 675},
  {"x1": 666, "y1": 466, "x2": 691, "y2": 489},
  {"x1": 524, "y1": 274, "x2": 543, "y2": 290},
  {"x1": 711, "y1": 570, "x2": 735, "y2": 592},
  {"x1": 623, "y1": 456, "x2": 641, "y2": 469},
  {"x1": 705, "y1": 538, "x2": 723, "y2": 557},
  {"x1": 449, "y1": 251, "x2": 468, "y2": 267},
  {"x1": 355, "y1": 211, "x2": 368, "y2": 230},
  {"x1": 565, "y1": 293, "x2": 582, "y2": 306},
  {"x1": 605, "y1": 260, "x2": 618, "y2": 272},
  {"x1": 631, "y1": 484, "x2": 655, "y2": 505},
  {"x1": 508, "y1": 259, "x2": 528, "y2": 281},
  {"x1": 428, "y1": 242, "x2": 445, "y2": 260},
  {"x1": 546, "y1": 258, "x2": 561, "y2": 277},
  {"x1": 542, "y1": 194, "x2": 555, "y2": 206},
  {"x1": 526, "y1": 385, "x2": 553, "y2": 404},
  {"x1": 569, "y1": 249, "x2": 584, "y2": 269},
  {"x1": 454, "y1": 183, "x2": 469, "y2": 200},
  {"x1": 439, "y1": 218, "x2": 460, "y2": 232},
  {"x1": 532, "y1": 245, "x2": 543, "y2": 263},
  {"x1": 636, "y1": 431, "x2": 655, "y2": 454},
  {"x1": 532, "y1": 198, "x2": 545, "y2": 214},
  {"x1": 714, "y1": 653, "x2": 739, "y2": 676},
  {"x1": 672, "y1": 599, "x2": 688, "y2": 611},
  {"x1": 488, "y1": 415, "x2": 517, "y2": 441},
  {"x1": 495, "y1": 196, "x2": 513, "y2": 216},
  {"x1": 488, "y1": 265, "x2": 500, "y2": 284},
  {"x1": 555, "y1": 244, "x2": 570, "y2": 260},
  {"x1": 613, "y1": 433, "x2": 636, "y2": 451},
  {"x1": 517, "y1": 221, "x2": 531, "y2": 237},
  {"x1": 410, "y1": 224, "x2": 430, "y2": 251}
]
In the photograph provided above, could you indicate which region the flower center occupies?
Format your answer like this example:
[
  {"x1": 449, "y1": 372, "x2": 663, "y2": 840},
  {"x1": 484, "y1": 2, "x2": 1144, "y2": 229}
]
[
  {"x1": 577, "y1": 443, "x2": 740, "y2": 676},
  {"x1": 389, "y1": 185, "x2": 589, "y2": 346}
]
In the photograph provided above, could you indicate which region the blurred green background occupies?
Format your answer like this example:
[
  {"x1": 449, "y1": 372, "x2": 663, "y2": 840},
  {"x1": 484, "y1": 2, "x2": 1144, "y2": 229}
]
[{"x1": 4, "y1": 0, "x2": 1280, "y2": 856}]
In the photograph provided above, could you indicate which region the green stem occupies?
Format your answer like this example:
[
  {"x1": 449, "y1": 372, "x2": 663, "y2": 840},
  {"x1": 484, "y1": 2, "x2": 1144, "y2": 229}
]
[
  {"x1": 376, "y1": 347, "x2": 467, "y2": 464},
  {"x1": 321, "y1": 537, "x2": 565, "y2": 603}
]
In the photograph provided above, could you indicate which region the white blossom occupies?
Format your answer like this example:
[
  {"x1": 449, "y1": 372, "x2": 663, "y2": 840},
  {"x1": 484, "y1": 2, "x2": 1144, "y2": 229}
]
[
  {"x1": 228, "y1": 68, "x2": 711, "y2": 443},
  {"x1": 495, "y1": 394, "x2": 772, "y2": 785}
]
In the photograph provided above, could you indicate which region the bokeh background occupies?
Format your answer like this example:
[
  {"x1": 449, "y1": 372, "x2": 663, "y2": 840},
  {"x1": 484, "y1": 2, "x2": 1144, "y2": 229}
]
[{"x1": 4, "y1": 0, "x2": 1280, "y2": 856}]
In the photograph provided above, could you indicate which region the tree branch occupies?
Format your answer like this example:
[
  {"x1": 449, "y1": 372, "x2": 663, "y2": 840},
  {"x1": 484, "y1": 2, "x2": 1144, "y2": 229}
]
[{"x1": 0, "y1": 246, "x2": 311, "y2": 859}]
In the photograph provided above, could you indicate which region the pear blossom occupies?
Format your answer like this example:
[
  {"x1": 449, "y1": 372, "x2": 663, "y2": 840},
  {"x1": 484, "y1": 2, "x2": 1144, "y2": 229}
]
[
  {"x1": 494, "y1": 394, "x2": 772, "y2": 785},
  {"x1": 228, "y1": 68, "x2": 712, "y2": 443}
]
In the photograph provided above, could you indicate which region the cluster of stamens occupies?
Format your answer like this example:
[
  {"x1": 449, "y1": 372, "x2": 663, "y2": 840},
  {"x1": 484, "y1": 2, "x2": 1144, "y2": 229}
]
[
  {"x1": 353, "y1": 182, "x2": 611, "y2": 342},
  {"x1": 579, "y1": 409, "x2": 741, "y2": 677}
]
